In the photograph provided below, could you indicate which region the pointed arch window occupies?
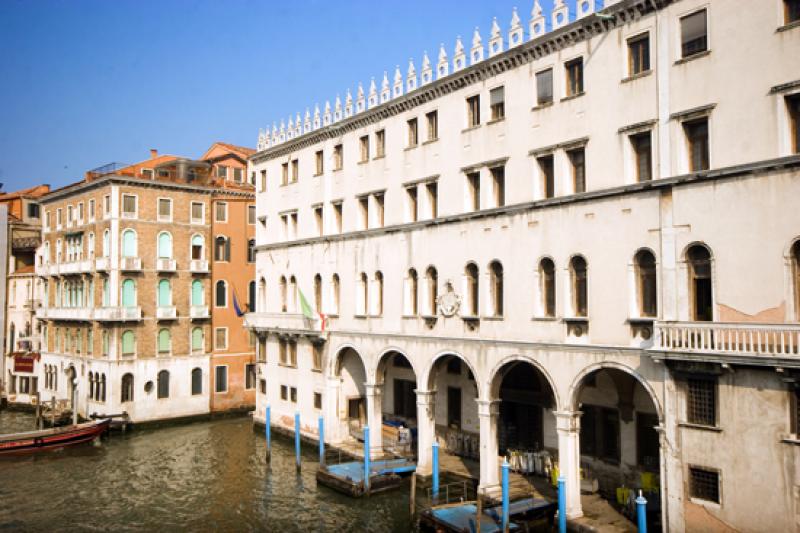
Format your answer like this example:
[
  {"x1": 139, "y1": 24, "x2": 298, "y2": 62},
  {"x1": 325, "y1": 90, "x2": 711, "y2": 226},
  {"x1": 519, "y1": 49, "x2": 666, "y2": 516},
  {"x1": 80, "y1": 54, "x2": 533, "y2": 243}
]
[
  {"x1": 157, "y1": 232, "x2": 172, "y2": 259},
  {"x1": 248, "y1": 280, "x2": 256, "y2": 312},
  {"x1": 357, "y1": 272, "x2": 368, "y2": 316},
  {"x1": 191, "y1": 368, "x2": 202, "y2": 395},
  {"x1": 425, "y1": 267, "x2": 438, "y2": 316},
  {"x1": 406, "y1": 269, "x2": 419, "y2": 315},
  {"x1": 570, "y1": 256, "x2": 588, "y2": 317},
  {"x1": 280, "y1": 276, "x2": 288, "y2": 312},
  {"x1": 121, "y1": 373, "x2": 134, "y2": 402},
  {"x1": 374, "y1": 271, "x2": 384, "y2": 316},
  {"x1": 331, "y1": 274, "x2": 340, "y2": 315},
  {"x1": 122, "y1": 229, "x2": 137, "y2": 257},
  {"x1": 157, "y1": 370, "x2": 170, "y2": 399},
  {"x1": 687, "y1": 245, "x2": 712, "y2": 321},
  {"x1": 793, "y1": 241, "x2": 800, "y2": 319},
  {"x1": 539, "y1": 258, "x2": 556, "y2": 317},
  {"x1": 288, "y1": 276, "x2": 297, "y2": 312},
  {"x1": 489, "y1": 261, "x2": 503, "y2": 317},
  {"x1": 191, "y1": 279, "x2": 203, "y2": 306},
  {"x1": 258, "y1": 278, "x2": 267, "y2": 313},
  {"x1": 215, "y1": 280, "x2": 227, "y2": 307},
  {"x1": 635, "y1": 250, "x2": 657, "y2": 317},
  {"x1": 214, "y1": 236, "x2": 230, "y2": 262},
  {"x1": 465, "y1": 263, "x2": 479, "y2": 316},
  {"x1": 121, "y1": 279, "x2": 136, "y2": 307},
  {"x1": 314, "y1": 274, "x2": 322, "y2": 312}
]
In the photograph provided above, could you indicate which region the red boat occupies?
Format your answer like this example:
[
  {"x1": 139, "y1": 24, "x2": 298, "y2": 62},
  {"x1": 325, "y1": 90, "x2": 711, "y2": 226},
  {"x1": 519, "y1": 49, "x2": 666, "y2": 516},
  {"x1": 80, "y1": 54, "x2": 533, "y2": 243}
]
[{"x1": 0, "y1": 419, "x2": 110, "y2": 456}]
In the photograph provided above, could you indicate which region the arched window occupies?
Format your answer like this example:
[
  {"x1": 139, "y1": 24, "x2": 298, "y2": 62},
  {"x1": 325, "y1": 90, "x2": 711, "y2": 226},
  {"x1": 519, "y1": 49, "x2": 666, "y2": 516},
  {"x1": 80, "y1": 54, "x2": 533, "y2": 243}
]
[
  {"x1": 121, "y1": 373, "x2": 134, "y2": 402},
  {"x1": 279, "y1": 276, "x2": 287, "y2": 312},
  {"x1": 8, "y1": 323, "x2": 14, "y2": 352},
  {"x1": 289, "y1": 276, "x2": 297, "y2": 312},
  {"x1": 215, "y1": 280, "x2": 227, "y2": 307},
  {"x1": 100, "y1": 374, "x2": 106, "y2": 402},
  {"x1": 247, "y1": 239, "x2": 256, "y2": 263},
  {"x1": 357, "y1": 272, "x2": 368, "y2": 316},
  {"x1": 121, "y1": 279, "x2": 136, "y2": 307},
  {"x1": 426, "y1": 267, "x2": 438, "y2": 316},
  {"x1": 331, "y1": 274, "x2": 340, "y2": 314},
  {"x1": 158, "y1": 328, "x2": 171, "y2": 354},
  {"x1": 157, "y1": 232, "x2": 172, "y2": 259},
  {"x1": 121, "y1": 330, "x2": 135, "y2": 356},
  {"x1": 191, "y1": 327, "x2": 204, "y2": 353},
  {"x1": 635, "y1": 250, "x2": 657, "y2": 317},
  {"x1": 407, "y1": 268, "x2": 419, "y2": 315},
  {"x1": 191, "y1": 368, "x2": 202, "y2": 395},
  {"x1": 122, "y1": 229, "x2": 137, "y2": 257},
  {"x1": 248, "y1": 280, "x2": 256, "y2": 312},
  {"x1": 191, "y1": 279, "x2": 203, "y2": 306},
  {"x1": 465, "y1": 263, "x2": 479, "y2": 316},
  {"x1": 43, "y1": 241, "x2": 50, "y2": 263},
  {"x1": 570, "y1": 256, "x2": 588, "y2": 317},
  {"x1": 489, "y1": 261, "x2": 503, "y2": 317},
  {"x1": 214, "y1": 236, "x2": 230, "y2": 262},
  {"x1": 102, "y1": 230, "x2": 110, "y2": 258},
  {"x1": 314, "y1": 274, "x2": 322, "y2": 312},
  {"x1": 375, "y1": 271, "x2": 384, "y2": 316},
  {"x1": 191, "y1": 235, "x2": 204, "y2": 260},
  {"x1": 793, "y1": 241, "x2": 800, "y2": 317},
  {"x1": 539, "y1": 258, "x2": 556, "y2": 317},
  {"x1": 158, "y1": 279, "x2": 171, "y2": 307},
  {"x1": 102, "y1": 278, "x2": 110, "y2": 306},
  {"x1": 687, "y1": 244, "x2": 712, "y2": 321},
  {"x1": 88, "y1": 372, "x2": 95, "y2": 400},
  {"x1": 157, "y1": 370, "x2": 170, "y2": 399},
  {"x1": 258, "y1": 278, "x2": 267, "y2": 313}
]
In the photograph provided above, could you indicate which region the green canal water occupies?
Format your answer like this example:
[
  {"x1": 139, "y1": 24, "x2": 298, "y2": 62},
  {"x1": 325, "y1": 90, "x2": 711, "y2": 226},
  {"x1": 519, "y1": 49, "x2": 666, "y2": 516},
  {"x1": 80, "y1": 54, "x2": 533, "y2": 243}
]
[{"x1": 0, "y1": 411, "x2": 411, "y2": 532}]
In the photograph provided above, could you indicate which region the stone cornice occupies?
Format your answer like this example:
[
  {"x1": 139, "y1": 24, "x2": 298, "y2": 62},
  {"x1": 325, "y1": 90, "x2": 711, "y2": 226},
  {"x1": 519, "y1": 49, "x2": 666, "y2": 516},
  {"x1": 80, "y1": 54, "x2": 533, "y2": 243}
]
[
  {"x1": 255, "y1": 155, "x2": 800, "y2": 252},
  {"x1": 250, "y1": 0, "x2": 667, "y2": 164}
]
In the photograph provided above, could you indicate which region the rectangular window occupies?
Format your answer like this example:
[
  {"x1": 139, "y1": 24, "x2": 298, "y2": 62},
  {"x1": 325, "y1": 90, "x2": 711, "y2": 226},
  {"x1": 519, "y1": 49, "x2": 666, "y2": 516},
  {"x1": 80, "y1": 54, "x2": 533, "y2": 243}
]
[
  {"x1": 490, "y1": 86, "x2": 505, "y2": 120},
  {"x1": 313, "y1": 205, "x2": 323, "y2": 236},
  {"x1": 628, "y1": 34, "x2": 650, "y2": 76},
  {"x1": 538, "y1": 154, "x2": 555, "y2": 199},
  {"x1": 248, "y1": 205, "x2": 256, "y2": 224},
  {"x1": 375, "y1": 130, "x2": 385, "y2": 158},
  {"x1": 315, "y1": 150, "x2": 324, "y2": 175},
  {"x1": 565, "y1": 58, "x2": 584, "y2": 96},
  {"x1": 788, "y1": 94, "x2": 800, "y2": 154},
  {"x1": 122, "y1": 194, "x2": 137, "y2": 217},
  {"x1": 490, "y1": 166, "x2": 505, "y2": 207},
  {"x1": 426, "y1": 182, "x2": 438, "y2": 218},
  {"x1": 67, "y1": 205, "x2": 73, "y2": 224},
  {"x1": 407, "y1": 118, "x2": 418, "y2": 148},
  {"x1": 358, "y1": 196, "x2": 369, "y2": 230},
  {"x1": 281, "y1": 162, "x2": 289, "y2": 185},
  {"x1": 333, "y1": 144, "x2": 343, "y2": 170},
  {"x1": 312, "y1": 344, "x2": 323, "y2": 371},
  {"x1": 567, "y1": 148, "x2": 586, "y2": 193},
  {"x1": 215, "y1": 202, "x2": 228, "y2": 222},
  {"x1": 260, "y1": 379, "x2": 267, "y2": 395},
  {"x1": 233, "y1": 168, "x2": 243, "y2": 183},
  {"x1": 359, "y1": 135, "x2": 370, "y2": 162},
  {"x1": 290, "y1": 387, "x2": 297, "y2": 403},
  {"x1": 687, "y1": 377, "x2": 717, "y2": 426},
  {"x1": 280, "y1": 385, "x2": 288, "y2": 401},
  {"x1": 103, "y1": 195, "x2": 110, "y2": 215},
  {"x1": 57, "y1": 208, "x2": 62, "y2": 227},
  {"x1": 214, "y1": 365, "x2": 228, "y2": 392},
  {"x1": 631, "y1": 131, "x2": 653, "y2": 181},
  {"x1": 684, "y1": 118, "x2": 710, "y2": 171},
  {"x1": 426, "y1": 110, "x2": 438, "y2": 141},
  {"x1": 689, "y1": 466, "x2": 720, "y2": 504},
  {"x1": 681, "y1": 9, "x2": 708, "y2": 58},
  {"x1": 333, "y1": 202, "x2": 343, "y2": 233},
  {"x1": 44, "y1": 211, "x2": 50, "y2": 230},
  {"x1": 77, "y1": 203, "x2": 83, "y2": 222},
  {"x1": 249, "y1": 171, "x2": 255, "y2": 185},
  {"x1": 787, "y1": 0, "x2": 800, "y2": 24},
  {"x1": 291, "y1": 159, "x2": 298, "y2": 182},
  {"x1": 406, "y1": 186, "x2": 418, "y2": 222},
  {"x1": 314, "y1": 392, "x2": 322, "y2": 410},
  {"x1": 374, "y1": 193, "x2": 385, "y2": 227},
  {"x1": 466, "y1": 172, "x2": 480, "y2": 211},
  {"x1": 88, "y1": 199, "x2": 95, "y2": 220},
  {"x1": 217, "y1": 165, "x2": 228, "y2": 179},
  {"x1": 191, "y1": 202, "x2": 204, "y2": 223},
  {"x1": 245, "y1": 364, "x2": 256, "y2": 390},
  {"x1": 214, "y1": 327, "x2": 228, "y2": 350},
  {"x1": 536, "y1": 68, "x2": 554, "y2": 106},
  {"x1": 260, "y1": 169, "x2": 267, "y2": 192},
  {"x1": 466, "y1": 95, "x2": 480, "y2": 127},
  {"x1": 158, "y1": 198, "x2": 172, "y2": 220}
]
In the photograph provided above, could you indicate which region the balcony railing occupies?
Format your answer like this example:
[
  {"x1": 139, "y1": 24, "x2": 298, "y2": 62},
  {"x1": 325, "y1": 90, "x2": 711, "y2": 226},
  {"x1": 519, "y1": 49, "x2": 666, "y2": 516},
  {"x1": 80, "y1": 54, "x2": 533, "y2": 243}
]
[
  {"x1": 95, "y1": 257, "x2": 109, "y2": 271},
  {"x1": 156, "y1": 306, "x2": 177, "y2": 320},
  {"x1": 36, "y1": 307, "x2": 93, "y2": 321},
  {"x1": 58, "y1": 259, "x2": 93, "y2": 275},
  {"x1": 244, "y1": 312, "x2": 326, "y2": 339},
  {"x1": 156, "y1": 258, "x2": 176, "y2": 272},
  {"x1": 120, "y1": 257, "x2": 142, "y2": 271},
  {"x1": 190, "y1": 305, "x2": 209, "y2": 319},
  {"x1": 654, "y1": 321, "x2": 800, "y2": 358},
  {"x1": 189, "y1": 259, "x2": 209, "y2": 273},
  {"x1": 94, "y1": 306, "x2": 142, "y2": 321}
]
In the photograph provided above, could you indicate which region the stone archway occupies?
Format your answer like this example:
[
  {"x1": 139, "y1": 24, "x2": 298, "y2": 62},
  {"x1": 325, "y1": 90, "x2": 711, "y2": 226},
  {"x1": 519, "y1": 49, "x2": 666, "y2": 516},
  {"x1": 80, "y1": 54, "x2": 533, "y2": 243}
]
[
  {"x1": 370, "y1": 349, "x2": 419, "y2": 458},
  {"x1": 326, "y1": 345, "x2": 369, "y2": 445}
]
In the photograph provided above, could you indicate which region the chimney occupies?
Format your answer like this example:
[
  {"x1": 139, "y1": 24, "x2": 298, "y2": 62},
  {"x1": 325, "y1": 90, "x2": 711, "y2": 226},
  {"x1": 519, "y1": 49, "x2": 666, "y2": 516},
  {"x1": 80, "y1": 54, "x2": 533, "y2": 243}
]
[{"x1": 150, "y1": 149, "x2": 158, "y2": 159}]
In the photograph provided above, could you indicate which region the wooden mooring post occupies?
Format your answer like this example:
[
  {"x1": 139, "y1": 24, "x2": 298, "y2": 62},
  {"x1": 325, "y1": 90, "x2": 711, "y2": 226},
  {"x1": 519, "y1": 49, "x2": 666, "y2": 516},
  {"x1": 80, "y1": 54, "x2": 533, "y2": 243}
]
[{"x1": 409, "y1": 473, "x2": 416, "y2": 520}]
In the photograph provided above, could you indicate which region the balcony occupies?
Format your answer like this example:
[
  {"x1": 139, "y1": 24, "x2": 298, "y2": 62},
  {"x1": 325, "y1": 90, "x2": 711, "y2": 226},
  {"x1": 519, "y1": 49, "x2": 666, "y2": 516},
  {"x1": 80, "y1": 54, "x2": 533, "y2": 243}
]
[
  {"x1": 244, "y1": 312, "x2": 326, "y2": 341},
  {"x1": 156, "y1": 306, "x2": 177, "y2": 320},
  {"x1": 653, "y1": 321, "x2": 800, "y2": 363},
  {"x1": 156, "y1": 258, "x2": 176, "y2": 272},
  {"x1": 94, "y1": 306, "x2": 142, "y2": 321},
  {"x1": 189, "y1": 259, "x2": 209, "y2": 273},
  {"x1": 190, "y1": 305, "x2": 209, "y2": 319},
  {"x1": 120, "y1": 257, "x2": 142, "y2": 271},
  {"x1": 95, "y1": 257, "x2": 109, "y2": 271},
  {"x1": 35, "y1": 263, "x2": 57, "y2": 277},
  {"x1": 36, "y1": 307, "x2": 93, "y2": 321},
  {"x1": 58, "y1": 259, "x2": 93, "y2": 275}
]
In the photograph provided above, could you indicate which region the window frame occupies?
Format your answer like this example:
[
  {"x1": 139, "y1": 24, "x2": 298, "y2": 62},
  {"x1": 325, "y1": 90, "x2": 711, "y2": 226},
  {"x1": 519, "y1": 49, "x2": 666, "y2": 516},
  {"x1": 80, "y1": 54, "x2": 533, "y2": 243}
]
[
  {"x1": 489, "y1": 86, "x2": 505, "y2": 121},
  {"x1": 190, "y1": 202, "x2": 205, "y2": 224},
  {"x1": 536, "y1": 67, "x2": 554, "y2": 106},
  {"x1": 121, "y1": 194, "x2": 138, "y2": 219},
  {"x1": 679, "y1": 8, "x2": 709, "y2": 60},
  {"x1": 627, "y1": 32, "x2": 651, "y2": 77},
  {"x1": 157, "y1": 197, "x2": 173, "y2": 222},
  {"x1": 215, "y1": 365, "x2": 229, "y2": 393},
  {"x1": 214, "y1": 327, "x2": 229, "y2": 351},
  {"x1": 215, "y1": 201, "x2": 228, "y2": 223},
  {"x1": 564, "y1": 57, "x2": 584, "y2": 97},
  {"x1": 466, "y1": 94, "x2": 481, "y2": 128}
]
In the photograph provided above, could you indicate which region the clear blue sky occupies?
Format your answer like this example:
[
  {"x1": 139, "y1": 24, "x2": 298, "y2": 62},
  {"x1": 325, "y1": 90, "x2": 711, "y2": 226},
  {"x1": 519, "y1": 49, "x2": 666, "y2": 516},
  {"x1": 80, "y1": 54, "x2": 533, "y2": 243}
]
[{"x1": 0, "y1": 0, "x2": 571, "y2": 192}]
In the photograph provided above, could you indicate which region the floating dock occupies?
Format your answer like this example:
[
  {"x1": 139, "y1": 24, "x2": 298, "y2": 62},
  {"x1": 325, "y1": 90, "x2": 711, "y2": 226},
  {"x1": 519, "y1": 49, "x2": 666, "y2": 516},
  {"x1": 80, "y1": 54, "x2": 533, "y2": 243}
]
[
  {"x1": 316, "y1": 457, "x2": 416, "y2": 497},
  {"x1": 418, "y1": 497, "x2": 556, "y2": 532}
]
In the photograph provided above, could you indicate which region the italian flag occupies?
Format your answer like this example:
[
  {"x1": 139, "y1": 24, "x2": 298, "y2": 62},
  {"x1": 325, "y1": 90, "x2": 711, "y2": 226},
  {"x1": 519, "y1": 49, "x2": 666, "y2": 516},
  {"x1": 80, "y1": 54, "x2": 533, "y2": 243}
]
[{"x1": 298, "y1": 288, "x2": 326, "y2": 332}]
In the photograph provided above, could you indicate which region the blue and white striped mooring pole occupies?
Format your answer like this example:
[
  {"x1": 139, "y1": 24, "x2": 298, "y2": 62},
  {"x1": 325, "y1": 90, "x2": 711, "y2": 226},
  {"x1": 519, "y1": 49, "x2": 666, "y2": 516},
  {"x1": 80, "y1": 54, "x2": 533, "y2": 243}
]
[
  {"x1": 636, "y1": 490, "x2": 648, "y2": 533},
  {"x1": 265, "y1": 405, "x2": 271, "y2": 462},
  {"x1": 294, "y1": 412, "x2": 301, "y2": 472},
  {"x1": 318, "y1": 416, "x2": 325, "y2": 466},
  {"x1": 432, "y1": 441, "x2": 440, "y2": 502},
  {"x1": 363, "y1": 426, "x2": 371, "y2": 494},
  {"x1": 501, "y1": 459, "x2": 510, "y2": 533},
  {"x1": 558, "y1": 476, "x2": 566, "y2": 533}
]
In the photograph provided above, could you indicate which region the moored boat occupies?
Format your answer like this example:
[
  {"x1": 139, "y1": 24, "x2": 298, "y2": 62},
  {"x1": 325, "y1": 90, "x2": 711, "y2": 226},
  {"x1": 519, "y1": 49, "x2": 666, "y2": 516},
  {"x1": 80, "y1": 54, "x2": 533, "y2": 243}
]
[{"x1": 0, "y1": 419, "x2": 111, "y2": 456}]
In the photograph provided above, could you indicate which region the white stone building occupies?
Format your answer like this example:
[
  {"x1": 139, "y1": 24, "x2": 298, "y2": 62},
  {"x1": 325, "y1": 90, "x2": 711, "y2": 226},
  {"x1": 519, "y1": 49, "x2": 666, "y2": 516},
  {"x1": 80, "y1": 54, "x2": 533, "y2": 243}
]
[{"x1": 246, "y1": 0, "x2": 800, "y2": 531}]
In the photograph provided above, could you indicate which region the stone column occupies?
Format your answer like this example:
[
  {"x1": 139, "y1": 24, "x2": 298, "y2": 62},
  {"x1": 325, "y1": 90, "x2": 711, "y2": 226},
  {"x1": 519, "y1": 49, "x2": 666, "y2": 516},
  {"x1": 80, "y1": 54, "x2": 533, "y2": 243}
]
[
  {"x1": 365, "y1": 382, "x2": 383, "y2": 458},
  {"x1": 477, "y1": 399, "x2": 500, "y2": 491},
  {"x1": 555, "y1": 410, "x2": 583, "y2": 519},
  {"x1": 324, "y1": 376, "x2": 341, "y2": 442},
  {"x1": 661, "y1": 367, "x2": 685, "y2": 533},
  {"x1": 416, "y1": 389, "x2": 436, "y2": 476}
]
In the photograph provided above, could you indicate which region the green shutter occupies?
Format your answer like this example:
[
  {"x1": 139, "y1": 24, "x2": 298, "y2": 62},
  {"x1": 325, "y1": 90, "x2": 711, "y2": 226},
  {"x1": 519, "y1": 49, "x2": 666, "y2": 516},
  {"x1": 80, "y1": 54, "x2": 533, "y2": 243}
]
[
  {"x1": 121, "y1": 279, "x2": 135, "y2": 307},
  {"x1": 158, "y1": 233, "x2": 172, "y2": 259},
  {"x1": 158, "y1": 279, "x2": 171, "y2": 306},
  {"x1": 191, "y1": 280, "x2": 203, "y2": 306},
  {"x1": 158, "y1": 329, "x2": 170, "y2": 353},
  {"x1": 121, "y1": 331, "x2": 134, "y2": 355},
  {"x1": 192, "y1": 327, "x2": 203, "y2": 351},
  {"x1": 122, "y1": 230, "x2": 136, "y2": 257}
]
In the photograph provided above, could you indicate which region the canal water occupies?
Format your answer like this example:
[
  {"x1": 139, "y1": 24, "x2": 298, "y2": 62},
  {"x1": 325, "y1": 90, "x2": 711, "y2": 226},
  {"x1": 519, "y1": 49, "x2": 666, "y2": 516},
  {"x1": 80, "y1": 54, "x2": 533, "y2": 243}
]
[{"x1": 0, "y1": 411, "x2": 411, "y2": 532}]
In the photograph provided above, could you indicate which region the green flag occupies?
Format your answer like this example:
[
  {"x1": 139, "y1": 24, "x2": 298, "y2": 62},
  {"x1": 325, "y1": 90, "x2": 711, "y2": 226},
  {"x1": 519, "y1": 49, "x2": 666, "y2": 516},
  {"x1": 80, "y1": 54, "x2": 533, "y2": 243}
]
[{"x1": 298, "y1": 288, "x2": 315, "y2": 320}]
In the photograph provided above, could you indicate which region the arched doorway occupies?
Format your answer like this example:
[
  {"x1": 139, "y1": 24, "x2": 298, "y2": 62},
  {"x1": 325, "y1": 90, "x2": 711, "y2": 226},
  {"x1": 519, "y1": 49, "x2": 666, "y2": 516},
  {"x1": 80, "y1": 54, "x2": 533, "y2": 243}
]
[
  {"x1": 571, "y1": 366, "x2": 663, "y2": 529},
  {"x1": 374, "y1": 350, "x2": 418, "y2": 458},
  {"x1": 330, "y1": 346, "x2": 368, "y2": 444}
]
